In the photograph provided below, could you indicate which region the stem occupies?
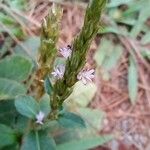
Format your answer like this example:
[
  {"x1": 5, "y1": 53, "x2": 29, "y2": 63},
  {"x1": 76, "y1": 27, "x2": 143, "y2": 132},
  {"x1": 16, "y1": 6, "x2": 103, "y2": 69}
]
[
  {"x1": 51, "y1": 0, "x2": 107, "y2": 110},
  {"x1": 35, "y1": 131, "x2": 41, "y2": 150},
  {"x1": 32, "y1": 5, "x2": 62, "y2": 100}
]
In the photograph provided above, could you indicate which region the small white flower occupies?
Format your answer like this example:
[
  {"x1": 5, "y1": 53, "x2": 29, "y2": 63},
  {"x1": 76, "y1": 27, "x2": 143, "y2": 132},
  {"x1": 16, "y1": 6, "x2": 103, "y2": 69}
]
[
  {"x1": 36, "y1": 111, "x2": 45, "y2": 125},
  {"x1": 59, "y1": 46, "x2": 72, "y2": 59},
  {"x1": 77, "y1": 69, "x2": 95, "y2": 85},
  {"x1": 51, "y1": 64, "x2": 65, "y2": 79}
]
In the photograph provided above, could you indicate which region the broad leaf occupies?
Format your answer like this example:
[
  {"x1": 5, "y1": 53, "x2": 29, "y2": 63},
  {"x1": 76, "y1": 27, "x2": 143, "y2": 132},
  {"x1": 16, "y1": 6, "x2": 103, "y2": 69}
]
[
  {"x1": 141, "y1": 31, "x2": 150, "y2": 44},
  {"x1": 40, "y1": 94, "x2": 51, "y2": 117},
  {"x1": 14, "y1": 37, "x2": 40, "y2": 61},
  {"x1": 94, "y1": 39, "x2": 111, "y2": 67},
  {"x1": 0, "y1": 100, "x2": 17, "y2": 126},
  {"x1": 0, "y1": 12, "x2": 15, "y2": 25},
  {"x1": 107, "y1": 0, "x2": 132, "y2": 8},
  {"x1": 15, "y1": 96, "x2": 39, "y2": 118},
  {"x1": 67, "y1": 81, "x2": 97, "y2": 107},
  {"x1": 0, "y1": 55, "x2": 33, "y2": 82},
  {"x1": 128, "y1": 56, "x2": 138, "y2": 105},
  {"x1": 21, "y1": 130, "x2": 56, "y2": 150},
  {"x1": 78, "y1": 108, "x2": 105, "y2": 130},
  {"x1": 0, "y1": 78, "x2": 26, "y2": 100},
  {"x1": 1, "y1": 144, "x2": 18, "y2": 150},
  {"x1": 44, "y1": 78, "x2": 53, "y2": 95},
  {"x1": 102, "y1": 45, "x2": 123, "y2": 71},
  {"x1": 0, "y1": 124, "x2": 17, "y2": 149},
  {"x1": 95, "y1": 39, "x2": 123, "y2": 70},
  {"x1": 14, "y1": 115, "x2": 28, "y2": 133},
  {"x1": 58, "y1": 112, "x2": 85, "y2": 128},
  {"x1": 56, "y1": 135, "x2": 113, "y2": 150}
]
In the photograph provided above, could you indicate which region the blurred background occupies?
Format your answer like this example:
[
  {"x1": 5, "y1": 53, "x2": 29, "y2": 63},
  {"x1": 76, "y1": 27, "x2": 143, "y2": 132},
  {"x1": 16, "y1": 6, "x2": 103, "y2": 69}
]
[{"x1": 0, "y1": 0, "x2": 150, "y2": 150}]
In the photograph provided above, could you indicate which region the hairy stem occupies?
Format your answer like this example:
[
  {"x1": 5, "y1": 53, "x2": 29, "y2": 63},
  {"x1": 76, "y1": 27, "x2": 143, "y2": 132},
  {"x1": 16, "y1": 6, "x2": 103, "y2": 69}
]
[
  {"x1": 51, "y1": 0, "x2": 107, "y2": 110},
  {"x1": 33, "y1": 5, "x2": 62, "y2": 100}
]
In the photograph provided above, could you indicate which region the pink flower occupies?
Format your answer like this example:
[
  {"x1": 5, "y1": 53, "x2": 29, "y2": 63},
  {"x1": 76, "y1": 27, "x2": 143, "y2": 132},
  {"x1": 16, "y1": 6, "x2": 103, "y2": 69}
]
[
  {"x1": 59, "y1": 46, "x2": 72, "y2": 59},
  {"x1": 51, "y1": 65, "x2": 65, "y2": 79},
  {"x1": 77, "y1": 69, "x2": 95, "y2": 85},
  {"x1": 36, "y1": 111, "x2": 45, "y2": 125}
]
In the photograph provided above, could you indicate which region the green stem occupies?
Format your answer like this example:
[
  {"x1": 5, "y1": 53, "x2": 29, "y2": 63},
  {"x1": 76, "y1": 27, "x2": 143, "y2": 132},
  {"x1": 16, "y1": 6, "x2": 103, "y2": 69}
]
[
  {"x1": 51, "y1": 0, "x2": 107, "y2": 110},
  {"x1": 35, "y1": 131, "x2": 41, "y2": 150}
]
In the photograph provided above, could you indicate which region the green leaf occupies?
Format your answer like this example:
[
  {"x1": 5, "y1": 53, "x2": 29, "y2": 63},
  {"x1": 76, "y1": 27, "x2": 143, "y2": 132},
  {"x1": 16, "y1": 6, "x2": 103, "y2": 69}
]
[
  {"x1": 78, "y1": 108, "x2": 105, "y2": 130},
  {"x1": 130, "y1": 3, "x2": 150, "y2": 38},
  {"x1": 7, "y1": 0, "x2": 27, "y2": 10},
  {"x1": 95, "y1": 39, "x2": 123, "y2": 70},
  {"x1": 0, "y1": 124, "x2": 17, "y2": 149},
  {"x1": 0, "y1": 100, "x2": 17, "y2": 126},
  {"x1": 21, "y1": 130, "x2": 56, "y2": 150},
  {"x1": 94, "y1": 39, "x2": 111, "y2": 67},
  {"x1": 128, "y1": 56, "x2": 138, "y2": 105},
  {"x1": 141, "y1": 31, "x2": 150, "y2": 44},
  {"x1": 40, "y1": 94, "x2": 51, "y2": 117},
  {"x1": 141, "y1": 48, "x2": 150, "y2": 60},
  {"x1": 102, "y1": 44, "x2": 123, "y2": 71},
  {"x1": 54, "y1": 128, "x2": 80, "y2": 145},
  {"x1": 67, "y1": 81, "x2": 97, "y2": 107},
  {"x1": 107, "y1": 0, "x2": 132, "y2": 8},
  {"x1": 100, "y1": 26, "x2": 128, "y2": 36},
  {"x1": 56, "y1": 135, "x2": 113, "y2": 150},
  {"x1": 0, "y1": 13, "x2": 15, "y2": 25},
  {"x1": 0, "y1": 100, "x2": 27, "y2": 133},
  {"x1": 1, "y1": 144, "x2": 18, "y2": 150},
  {"x1": 0, "y1": 55, "x2": 33, "y2": 82},
  {"x1": 15, "y1": 96, "x2": 39, "y2": 119},
  {"x1": 58, "y1": 111, "x2": 85, "y2": 128},
  {"x1": 14, "y1": 115, "x2": 28, "y2": 133},
  {"x1": 0, "y1": 78, "x2": 26, "y2": 100},
  {"x1": 0, "y1": 37, "x2": 13, "y2": 57},
  {"x1": 14, "y1": 37, "x2": 40, "y2": 61},
  {"x1": 44, "y1": 78, "x2": 53, "y2": 95}
]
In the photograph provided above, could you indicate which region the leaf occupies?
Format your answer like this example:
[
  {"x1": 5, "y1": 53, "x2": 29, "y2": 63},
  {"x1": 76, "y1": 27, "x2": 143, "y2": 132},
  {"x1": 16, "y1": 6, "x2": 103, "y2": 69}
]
[
  {"x1": 0, "y1": 100, "x2": 17, "y2": 126},
  {"x1": 0, "y1": 124, "x2": 17, "y2": 149},
  {"x1": 56, "y1": 135, "x2": 113, "y2": 150},
  {"x1": 0, "y1": 78, "x2": 26, "y2": 100},
  {"x1": 102, "y1": 44, "x2": 123, "y2": 70},
  {"x1": 44, "y1": 78, "x2": 53, "y2": 95},
  {"x1": 0, "y1": 55, "x2": 33, "y2": 82},
  {"x1": 0, "y1": 37, "x2": 13, "y2": 57},
  {"x1": 107, "y1": 0, "x2": 132, "y2": 8},
  {"x1": 141, "y1": 31, "x2": 150, "y2": 44},
  {"x1": 67, "y1": 81, "x2": 97, "y2": 107},
  {"x1": 0, "y1": 100, "x2": 28, "y2": 133},
  {"x1": 21, "y1": 130, "x2": 56, "y2": 150},
  {"x1": 14, "y1": 37, "x2": 40, "y2": 61},
  {"x1": 6, "y1": 0, "x2": 27, "y2": 10},
  {"x1": 141, "y1": 48, "x2": 150, "y2": 60},
  {"x1": 0, "y1": 12, "x2": 15, "y2": 25},
  {"x1": 130, "y1": 3, "x2": 150, "y2": 38},
  {"x1": 1, "y1": 144, "x2": 18, "y2": 150},
  {"x1": 78, "y1": 108, "x2": 105, "y2": 130},
  {"x1": 54, "y1": 128, "x2": 80, "y2": 145},
  {"x1": 128, "y1": 56, "x2": 138, "y2": 105},
  {"x1": 40, "y1": 94, "x2": 51, "y2": 117},
  {"x1": 94, "y1": 39, "x2": 123, "y2": 80},
  {"x1": 58, "y1": 111, "x2": 85, "y2": 128},
  {"x1": 15, "y1": 96, "x2": 39, "y2": 119},
  {"x1": 14, "y1": 114, "x2": 29, "y2": 133},
  {"x1": 100, "y1": 26, "x2": 128, "y2": 36},
  {"x1": 94, "y1": 39, "x2": 111, "y2": 67}
]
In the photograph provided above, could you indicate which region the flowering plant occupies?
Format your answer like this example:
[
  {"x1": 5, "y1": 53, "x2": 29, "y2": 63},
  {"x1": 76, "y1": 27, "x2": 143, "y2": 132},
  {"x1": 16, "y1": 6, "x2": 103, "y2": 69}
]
[{"x1": 0, "y1": 0, "x2": 112, "y2": 150}]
